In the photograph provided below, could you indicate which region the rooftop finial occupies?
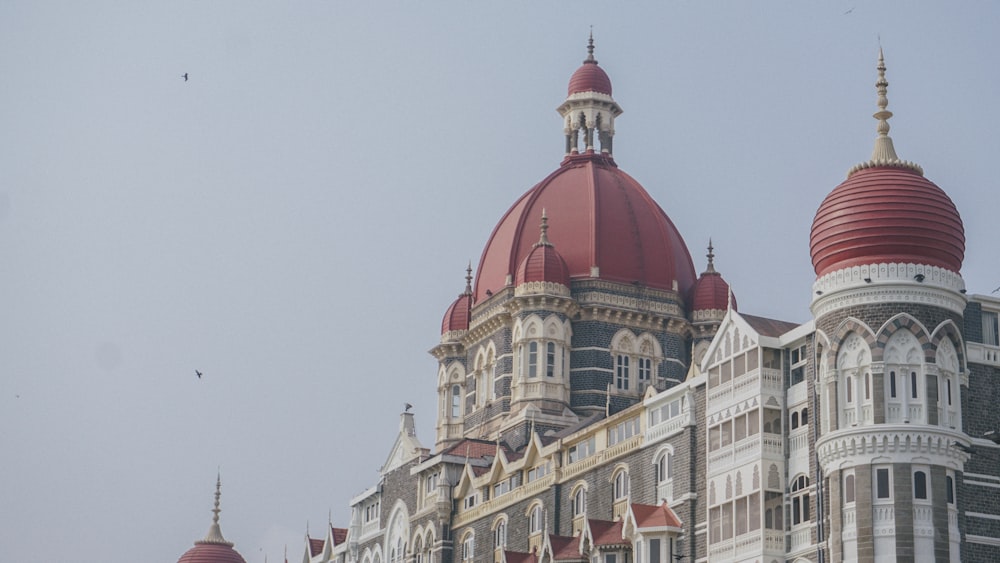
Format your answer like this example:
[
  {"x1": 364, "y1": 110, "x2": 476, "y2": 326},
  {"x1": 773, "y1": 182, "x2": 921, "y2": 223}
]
[
  {"x1": 464, "y1": 262, "x2": 473, "y2": 295},
  {"x1": 535, "y1": 209, "x2": 553, "y2": 247},
  {"x1": 870, "y1": 47, "x2": 899, "y2": 162},
  {"x1": 848, "y1": 47, "x2": 923, "y2": 177},
  {"x1": 705, "y1": 239, "x2": 716, "y2": 273},
  {"x1": 585, "y1": 29, "x2": 596, "y2": 63},
  {"x1": 198, "y1": 472, "x2": 234, "y2": 546}
]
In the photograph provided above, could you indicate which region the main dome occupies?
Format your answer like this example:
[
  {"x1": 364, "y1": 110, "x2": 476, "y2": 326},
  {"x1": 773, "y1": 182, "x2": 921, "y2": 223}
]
[{"x1": 474, "y1": 153, "x2": 696, "y2": 302}]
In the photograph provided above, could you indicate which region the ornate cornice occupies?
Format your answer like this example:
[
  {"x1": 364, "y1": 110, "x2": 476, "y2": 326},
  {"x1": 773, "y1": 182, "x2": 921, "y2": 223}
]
[
  {"x1": 811, "y1": 263, "x2": 966, "y2": 317},
  {"x1": 815, "y1": 424, "x2": 970, "y2": 475}
]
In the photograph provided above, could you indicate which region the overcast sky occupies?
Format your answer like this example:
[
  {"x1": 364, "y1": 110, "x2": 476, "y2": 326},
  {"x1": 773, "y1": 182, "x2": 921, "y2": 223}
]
[{"x1": 2, "y1": 2, "x2": 998, "y2": 562}]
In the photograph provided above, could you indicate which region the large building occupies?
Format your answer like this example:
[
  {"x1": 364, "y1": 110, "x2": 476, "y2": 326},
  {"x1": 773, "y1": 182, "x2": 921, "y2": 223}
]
[{"x1": 181, "y1": 39, "x2": 1000, "y2": 563}]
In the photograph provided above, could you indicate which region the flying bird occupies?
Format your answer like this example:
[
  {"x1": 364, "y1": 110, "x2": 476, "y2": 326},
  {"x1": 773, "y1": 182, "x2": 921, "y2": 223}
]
[
  {"x1": 992, "y1": 285, "x2": 1000, "y2": 294},
  {"x1": 182, "y1": 73, "x2": 189, "y2": 81},
  {"x1": 195, "y1": 370, "x2": 203, "y2": 379}
]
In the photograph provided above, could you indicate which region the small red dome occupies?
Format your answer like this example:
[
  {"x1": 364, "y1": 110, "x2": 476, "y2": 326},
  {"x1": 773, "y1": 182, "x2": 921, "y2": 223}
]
[
  {"x1": 692, "y1": 271, "x2": 735, "y2": 312},
  {"x1": 441, "y1": 292, "x2": 472, "y2": 333},
  {"x1": 516, "y1": 241, "x2": 570, "y2": 287},
  {"x1": 177, "y1": 543, "x2": 247, "y2": 563},
  {"x1": 474, "y1": 154, "x2": 696, "y2": 303},
  {"x1": 810, "y1": 166, "x2": 965, "y2": 277},
  {"x1": 568, "y1": 61, "x2": 612, "y2": 96}
]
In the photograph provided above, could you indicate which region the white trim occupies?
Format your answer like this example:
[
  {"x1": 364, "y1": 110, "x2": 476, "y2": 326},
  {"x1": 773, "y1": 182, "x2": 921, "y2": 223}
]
[
  {"x1": 966, "y1": 511, "x2": 1000, "y2": 521},
  {"x1": 964, "y1": 480, "x2": 1000, "y2": 489},
  {"x1": 966, "y1": 534, "x2": 1000, "y2": 547}
]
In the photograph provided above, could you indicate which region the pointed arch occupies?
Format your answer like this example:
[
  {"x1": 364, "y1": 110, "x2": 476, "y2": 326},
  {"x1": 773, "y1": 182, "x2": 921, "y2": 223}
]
[{"x1": 875, "y1": 313, "x2": 932, "y2": 363}]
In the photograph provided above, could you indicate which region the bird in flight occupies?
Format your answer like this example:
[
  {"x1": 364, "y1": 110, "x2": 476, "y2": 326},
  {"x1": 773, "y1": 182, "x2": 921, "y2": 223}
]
[
  {"x1": 182, "y1": 73, "x2": 189, "y2": 82},
  {"x1": 196, "y1": 370, "x2": 203, "y2": 379},
  {"x1": 993, "y1": 285, "x2": 1000, "y2": 294}
]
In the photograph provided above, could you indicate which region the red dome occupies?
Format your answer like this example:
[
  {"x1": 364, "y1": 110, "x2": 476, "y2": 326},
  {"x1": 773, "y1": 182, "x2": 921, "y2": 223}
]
[
  {"x1": 568, "y1": 61, "x2": 612, "y2": 96},
  {"x1": 441, "y1": 292, "x2": 472, "y2": 334},
  {"x1": 692, "y1": 271, "x2": 735, "y2": 312},
  {"x1": 810, "y1": 166, "x2": 965, "y2": 277},
  {"x1": 177, "y1": 543, "x2": 247, "y2": 563},
  {"x1": 474, "y1": 154, "x2": 696, "y2": 303},
  {"x1": 516, "y1": 241, "x2": 570, "y2": 287}
]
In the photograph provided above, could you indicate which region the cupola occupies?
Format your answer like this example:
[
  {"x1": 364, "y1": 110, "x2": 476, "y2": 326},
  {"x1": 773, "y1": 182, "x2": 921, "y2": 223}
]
[
  {"x1": 515, "y1": 210, "x2": 571, "y2": 290},
  {"x1": 691, "y1": 240, "x2": 735, "y2": 314},
  {"x1": 177, "y1": 476, "x2": 248, "y2": 563},
  {"x1": 810, "y1": 50, "x2": 965, "y2": 279},
  {"x1": 441, "y1": 265, "x2": 474, "y2": 335}
]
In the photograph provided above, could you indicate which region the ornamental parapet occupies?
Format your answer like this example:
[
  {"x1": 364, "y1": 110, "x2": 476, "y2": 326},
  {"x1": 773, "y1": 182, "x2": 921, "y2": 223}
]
[{"x1": 815, "y1": 424, "x2": 970, "y2": 475}]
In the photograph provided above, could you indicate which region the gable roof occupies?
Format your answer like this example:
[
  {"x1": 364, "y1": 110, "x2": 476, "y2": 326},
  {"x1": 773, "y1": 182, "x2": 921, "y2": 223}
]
[
  {"x1": 548, "y1": 534, "x2": 584, "y2": 561},
  {"x1": 504, "y1": 550, "x2": 539, "y2": 563},
  {"x1": 628, "y1": 502, "x2": 683, "y2": 531},
  {"x1": 741, "y1": 313, "x2": 800, "y2": 338},
  {"x1": 587, "y1": 519, "x2": 626, "y2": 547},
  {"x1": 308, "y1": 538, "x2": 324, "y2": 557}
]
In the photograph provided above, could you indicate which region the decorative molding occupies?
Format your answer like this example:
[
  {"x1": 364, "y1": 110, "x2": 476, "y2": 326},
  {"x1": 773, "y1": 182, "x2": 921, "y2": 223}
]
[
  {"x1": 815, "y1": 425, "x2": 969, "y2": 474},
  {"x1": 811, "y1": 263, "x2": 966, "y2": 316},
  {"x1": 514, "y1": 281, "x2": 571, "y2": 297}
]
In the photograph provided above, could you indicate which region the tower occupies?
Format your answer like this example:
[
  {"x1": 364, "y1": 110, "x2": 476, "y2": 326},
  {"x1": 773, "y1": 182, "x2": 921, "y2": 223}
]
[{"x1": 810, "y1": 50, "x2": 968, "y2": 563}]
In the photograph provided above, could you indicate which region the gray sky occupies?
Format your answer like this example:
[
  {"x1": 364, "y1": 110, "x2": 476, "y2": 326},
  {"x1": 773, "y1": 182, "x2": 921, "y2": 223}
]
[{"x1": 2, "y1": 2, "x2": 998, "y2": 562}]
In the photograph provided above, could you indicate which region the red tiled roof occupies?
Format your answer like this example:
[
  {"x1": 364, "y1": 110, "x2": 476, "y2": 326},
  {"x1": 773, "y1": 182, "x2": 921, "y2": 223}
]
[
  {"x1": 588, "y1": 519, "x2": 626, "y2": 546},
  {"x1": 331, "y1": 527, "x2": 348, "y2": 545},
  {"x1": 442, "y1": 439, "x2": 499, "y2": 460},
  {"x1": 630, "y1": 502, "x2": 683, "y2": 530},
  {"x1": 505, "y1": 551, "x2": 539, "y2": 563},
  {"x1": 549, "y1": 534, "x2": 583, "y2": 561},
  {"x1": 740, "y1": 314, "x2": 800, "y2": 338},
  {"x1": 308, "y1": 538, "x2": 324, "y2": 557}
]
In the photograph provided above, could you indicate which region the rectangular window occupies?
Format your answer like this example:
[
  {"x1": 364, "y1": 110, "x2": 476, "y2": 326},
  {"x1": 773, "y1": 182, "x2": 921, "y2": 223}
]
[
  {"x1": 546, "y1": 342, "x2": 556, "y2": 377},
  {"x1": 984, "y1": 311, "x2": 999, "y2": 346},
  {"x1": 890, "y1": 371, "x2": 897, "y2": 398},
  {"x1": 911, "y1": 371, "x2": 918, "y2": 398},
  {"x1": 638, "y1": 357, "x2": 652, "y2": 382},
  {"x1": 914, "y1": 470, "x2": 928, "y2": 500},
  {"x1": 649, "y1": 539, "x2": 660, "y2": 563},
  {"x1": 947, "y1": 475, "x2": 955, "y2": 504},
  {"x1": 876, "y1": 468, "x2": 891, "y2": 499},
  {"x1": 616, "y1": 355, "x2": 630, "y2": 390},
  {"x1": 528, "y1": 342, "x2": 538, "y2": 378}
]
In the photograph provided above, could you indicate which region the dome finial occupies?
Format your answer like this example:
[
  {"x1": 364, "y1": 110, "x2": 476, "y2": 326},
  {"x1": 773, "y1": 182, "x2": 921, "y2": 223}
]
[
  {"x1": 535, "y1": 209, "x2": 553, "y2": 247},
  {"x1": 705, "y1": 239, "x2": 716, "y2": 273},
  {"x1": 464, "y1": 262, "x2": 473, "y2": 295},
  {"x1": 870, "y1": 47, "x2": 899, "y2": 163},
  {"x1": 848, "y1": 47, "x2": 923, "y2": 177},
  {"x1": 585, "y1": 29, "x2": 596, "y2": 64},
  {"x1": 198, "y1": 472, "x2": 234, "y2": 546}
]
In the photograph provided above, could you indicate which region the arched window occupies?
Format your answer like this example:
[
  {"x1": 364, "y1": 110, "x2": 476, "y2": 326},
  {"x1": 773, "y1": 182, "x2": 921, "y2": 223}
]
[
  {"x1": 546, "y1": 342, "x2": 556, "y2": 377},
  {"x1": 613, "y1": 470, "x2": 630, "y2": 500},
  {"x1": 461, "y1": 532, "x2": 474, "y2": 562},
  {"x1": 571, "y1": 485, "x2": 587, "y2": 516},
  {"x1": 528, "y1": 503, "x2": 543, "y2": 534},
  {"x1": 844, "y1": 473, "x2": 855, "y2": 504},
  {"x1": 790, "y1": 412, "x2": 799, "y2": 430},
  {"x1": 492, "y1": 518, "x2": 507, "y2": 549}
]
